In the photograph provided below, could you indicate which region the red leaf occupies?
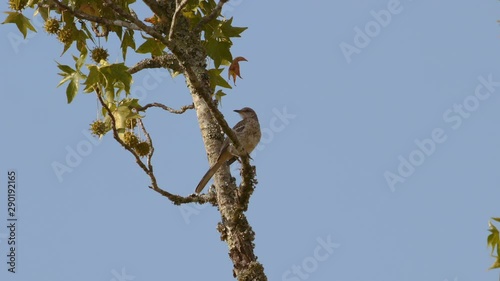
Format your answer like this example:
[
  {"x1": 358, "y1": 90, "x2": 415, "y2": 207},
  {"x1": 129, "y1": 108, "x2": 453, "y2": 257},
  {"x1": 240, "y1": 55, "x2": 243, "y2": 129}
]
[{"x1": 228, "y1": 56, "x2": 247, "y2": 85}]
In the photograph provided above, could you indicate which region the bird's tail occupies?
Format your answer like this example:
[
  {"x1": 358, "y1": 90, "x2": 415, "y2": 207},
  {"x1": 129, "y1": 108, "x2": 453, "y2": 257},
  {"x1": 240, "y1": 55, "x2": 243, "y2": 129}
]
[
  {"x1": 195, "y1": 151, "x2": 233, "y2": 194},
  {"x1": 195, "y1": 161, "x2": 223, "y2": 193}
]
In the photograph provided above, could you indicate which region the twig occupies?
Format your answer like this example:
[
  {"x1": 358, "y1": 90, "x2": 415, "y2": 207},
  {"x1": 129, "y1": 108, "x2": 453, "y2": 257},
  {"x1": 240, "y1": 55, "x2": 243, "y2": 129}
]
[
  {"x1": 169, "y1": 0, "x2": 189, "y2": 40},
  {"x1": 128, "y1": 54, "x2": 182, "y2": 74},
  {"x1": 194, "y1": 0, "x2": 229, "y2": 33},
  {"x1": 137, "y1": 118, "x2": 155, "y2": 173},
  {"x1": 137, "y1": 102, "x2": 194, "y2": 114}
]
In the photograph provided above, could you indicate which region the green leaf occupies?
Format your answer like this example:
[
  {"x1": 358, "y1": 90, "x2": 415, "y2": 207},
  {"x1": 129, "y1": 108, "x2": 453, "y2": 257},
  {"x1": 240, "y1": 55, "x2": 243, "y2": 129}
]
[
  {"x1": 207, "y1": 68, "x2": 231, "y2": 91},
  {"x1": 121, "y1": 29, "x2": 136, "y2": 60},
  {"x1": 57, "y1": 74, "x2": 73, "y2": 87},
  {"x1": 61, "y1": 42, "x2": 72, "y2": 56},
  {"x1": 112, "y1": 25, "x2": 123, "y2": 41},
  {"x1": 489, "y1": 221, "x2": 498, "y2": 232},
  {"x1": 75, "y1": 29, "x2": 88, "y2": 51},
  {"x1": 84, "y1": 65, "x2": 103, "y2": 92},
  {"x1": 201, "y1": 17, "x2": 220, "y2": 39},
  {"x1": 100, "y1": 63, "x2": 132, "y2": 94},
  {"x1": 112, "y1": 64, "x2": 132, "y2": 94},
  {"x1": 2, "y1": 12, "x2": 37, "y2": 38},
  {"x1": 56, "y1": 61, "x2": 81, "y2": 104},
  {"x1": 80, "y1": 22, "x2": 96, "y2": 45},
  {"x1": 490, "y1": 257, "x2": 500, "y2": 270},
  {"x1": 215, "y1": 89, "x2": 226, "y2": 103},
  {"x1": 220, "y1": 17, "x2": 247, "y2": 38},
  {"x1": 204, "y1": 39, "x2": 232, "y2": 68},
  {"x1": 66, "y1": 74, "x2": 79, "y2": 103},
  {"x1": 56, "y1": 63, "x2": 76, "y2": 87},
  {"x1": 74, "y1": 47, "x2": 87, "y2": 71},
  {"x1": 199, "y1": 0, "x2": 217, "y2": 15},
  {"x1": 488, "y1": 221, "x2": 500, "y2": 254},
  {"x1": 119, "y1": 98, "x2": 141, "y2": 109},
  {"x1": 27, "y1": 0, "x2": 37, "y2": 9},
  {"x1": 57, "y1": 63, "x2": 76, "y2": 75},
  {"x1": 488, "y1": 232, "x2": 498, "y2": 251},
  {"x1": 184, "y1": 0, "x2": 201, "y2": 11},
  {"x1": 182, "y1": 0, "x2": 204, "y2": 27},
  {"x1": 183, "y1": 10, "x2": 202, "y2": 27},
  {"x1": 35, "y1": 6, "x2": 49, "y2": 21},
  {"x1": 136, "y1": 36, "x2": 166, "y2": 56}
]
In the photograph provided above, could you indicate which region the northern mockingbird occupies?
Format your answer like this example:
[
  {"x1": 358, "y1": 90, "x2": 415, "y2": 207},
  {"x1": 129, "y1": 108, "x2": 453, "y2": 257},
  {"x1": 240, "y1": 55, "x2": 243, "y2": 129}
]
[{"x1": 195, "y1": 107, "x2": 261, "y2": 194}]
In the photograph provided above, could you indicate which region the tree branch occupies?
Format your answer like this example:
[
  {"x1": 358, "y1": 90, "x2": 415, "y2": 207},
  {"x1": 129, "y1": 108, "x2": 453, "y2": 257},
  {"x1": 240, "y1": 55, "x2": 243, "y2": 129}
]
[
  {"x1": 137, "y1": 102, "x2": 194, "y2": 114},
  {"x1": 49, "y1": 0, "x2": 141, "y2": 31},
  {"x1": 238, "y1": 156, "x2": 256, "y2": 211},
  {"x1": 128, "y1": 54, "x2": 182, "y2": 74}
]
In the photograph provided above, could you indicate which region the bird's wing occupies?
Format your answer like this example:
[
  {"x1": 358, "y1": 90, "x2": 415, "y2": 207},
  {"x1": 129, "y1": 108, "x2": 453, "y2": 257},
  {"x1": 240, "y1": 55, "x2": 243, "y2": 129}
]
[
  {"x1": 233, "y1": 119, "x2": 246, "y2": 133},
  {"x1": 217, "y1": 120, "x2": 245, "y2": 160}
]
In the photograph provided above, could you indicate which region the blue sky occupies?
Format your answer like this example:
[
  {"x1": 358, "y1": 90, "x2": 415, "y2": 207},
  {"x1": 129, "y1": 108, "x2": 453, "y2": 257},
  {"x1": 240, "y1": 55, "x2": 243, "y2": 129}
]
[{"x1": 1, "y1": 0, "x2": 500, "y2": 280}]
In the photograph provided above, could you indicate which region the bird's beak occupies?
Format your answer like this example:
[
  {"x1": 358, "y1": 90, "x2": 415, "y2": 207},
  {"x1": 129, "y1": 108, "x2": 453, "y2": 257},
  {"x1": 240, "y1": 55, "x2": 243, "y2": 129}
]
[{"x1": 234, "y1": 109, "x2": 241, "y2": 113}]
